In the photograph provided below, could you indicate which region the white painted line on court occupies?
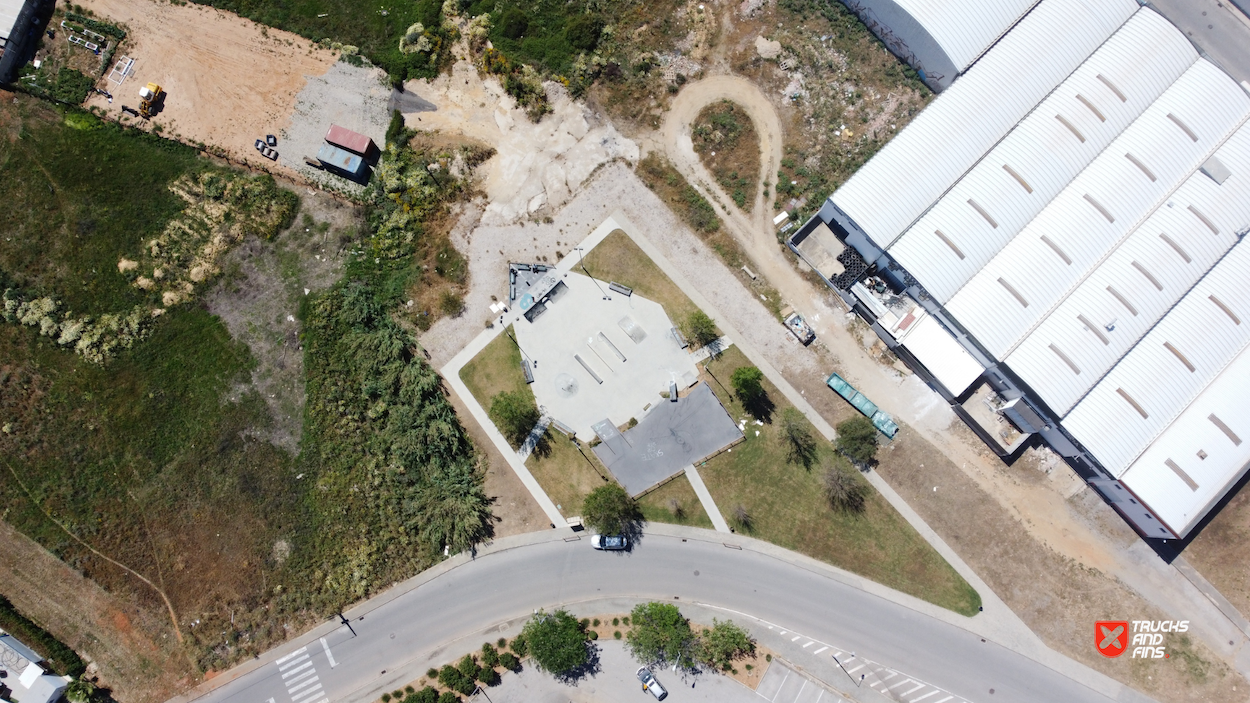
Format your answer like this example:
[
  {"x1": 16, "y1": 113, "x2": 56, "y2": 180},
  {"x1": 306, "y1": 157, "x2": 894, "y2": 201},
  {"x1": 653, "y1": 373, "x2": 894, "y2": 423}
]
[
  {"x1": 276, "y1": 648, "x2": 308, "y2": 666},
  {"x1": 320, "y1": 637, "x2": 338, "y2": 668}
]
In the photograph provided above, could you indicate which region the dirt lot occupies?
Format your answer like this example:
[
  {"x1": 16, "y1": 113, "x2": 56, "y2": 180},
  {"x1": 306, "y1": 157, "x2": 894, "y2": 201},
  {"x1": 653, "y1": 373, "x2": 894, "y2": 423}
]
[{"x1": 80, "y1": 0, "x2": 337, "y2": 174}]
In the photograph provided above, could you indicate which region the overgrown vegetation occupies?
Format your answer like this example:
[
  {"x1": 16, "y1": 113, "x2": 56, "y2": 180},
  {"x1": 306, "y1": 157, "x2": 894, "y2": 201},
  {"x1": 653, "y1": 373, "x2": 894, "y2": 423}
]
[
  {"x1": 189, "y1": 0, "x2": 451, "y2": 82},
  {"x1": 293, "y1": 137, "x2": 494, "y2": 613},
  {"x1": 692, "y1": 100, "x2": 760, "y2": 210},
  {"x1": 0, "y1": 595, "x2": 86, "y2": 677}
]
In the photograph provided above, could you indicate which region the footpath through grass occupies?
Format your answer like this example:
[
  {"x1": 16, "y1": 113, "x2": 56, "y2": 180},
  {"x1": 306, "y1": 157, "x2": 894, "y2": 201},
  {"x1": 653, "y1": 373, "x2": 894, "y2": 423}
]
[{"x1": 700, "y1": 347, "x2": 981, "y2": 615}]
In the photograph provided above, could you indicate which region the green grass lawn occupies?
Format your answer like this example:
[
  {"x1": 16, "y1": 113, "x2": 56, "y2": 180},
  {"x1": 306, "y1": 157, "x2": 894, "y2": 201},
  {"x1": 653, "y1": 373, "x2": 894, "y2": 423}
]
[
  {"x1": 637, "y1": 476, "x2": 713, "y2": 529},
  {"x1": 579, "y1": 230, "x2": 701, "y2": 329},
  {"x1": 700, "y1": 347, "x2": 981, "y2": 616},
  {"x1": 459, "y1": 325, "x2": 532, "y2": 411},
  {"x1": 526, "y1": 432, "x2": 611, "y2": 519}
]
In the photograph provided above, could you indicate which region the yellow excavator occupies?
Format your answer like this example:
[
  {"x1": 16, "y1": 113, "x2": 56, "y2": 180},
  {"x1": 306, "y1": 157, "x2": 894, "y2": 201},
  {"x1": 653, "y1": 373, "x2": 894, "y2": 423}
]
[{"x1": 137, "y1": 82, "x2": 164, "y2": 118}]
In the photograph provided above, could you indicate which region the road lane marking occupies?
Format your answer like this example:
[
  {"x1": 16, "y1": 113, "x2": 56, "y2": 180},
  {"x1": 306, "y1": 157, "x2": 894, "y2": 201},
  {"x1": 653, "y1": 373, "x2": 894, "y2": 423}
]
[
  {"x1": 320, "y1": 637, "x2": 337, "y2": 668},
  {"x1": 279, "y1": 654, "x2": 309, "y2": 672},
  {"x1": 771, "y1": 670, "x2": 790, "y2": 702},
  {"x1": 791, "y1": 636, "x2": 801, "y2": 642},
  {"x1": 880, "y1": 671, "x2": 898, "y2": 680},
  {"x1": 813, "y1": 646, "x2": 827, "y2": 654},
  {"x1": 910, "y1": 691, "x2": 941, "y2": 702},
  {"x1": 794, "y1": 680, "x2": 807, "y2": 701},
  {"x1": 281, "y1": 662, "x2": 312, "y2": 678},
  {"x1": 288, "y1": 676, "x2": 321, "y2": 693},
  {"x1": 276, "y1": 648, "x2": 307, "y2": 666},
  {"x1": 889, "y1": 678, "x2": 914, "y2": 690},
  {"x1": 901, "y1": 682, "x2": 926, "y2": 696},
  {"x1": 802, "y1": 641, "x2": 814, "y2": 648},
  {"x1": 846, "y1": 664, "x2": 864, "y2": 674},
  {"x1": 931, "y1": 697, "x2": 953, "y2": 703},
  {"x1": 285, "y1": 670, "x2": 316, "y2": 686}
]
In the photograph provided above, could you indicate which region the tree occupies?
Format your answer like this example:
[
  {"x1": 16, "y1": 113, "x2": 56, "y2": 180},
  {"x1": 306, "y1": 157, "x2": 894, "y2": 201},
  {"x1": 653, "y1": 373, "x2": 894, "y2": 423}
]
[
  {"x1": 65, "y1": 680, "x2": 95, "y2": 703},
  {"x1": 521, "y1": 609, "x2": 589, "y2": 676},
  {"x1": 489, "y1": 390, "x2": 540, "y2": 448},
  {"x1": 730, "y1": 365, "x2": 764, "y2": 404},
  {"x1": 699, "y1": 619, "x2": 756, "y2": 670},
  {"x1": 626, "y1": 602, "x2": 698, "y2": 668},
  {"x1": 437, "y1": 665, "x2": 469, "y2": 693},
  {"x1": 481, "y1": 642, "x2": 500, "y2": 668},
  {"x1": 779, "y1": 407, "x2": 818, "y2": 468},
  {"x1": 412, "y1": 688, "x2": 438, "y2": 703},
  {"x1": 822, "y1": 460, "x2": 868, "y2": 513},
  {"x1": 499, "y1": 651, "x2": 520, "y2": 671},
  {"x1": 436, "y1": 692, "x2": 460, "y2": 703},
  {"x1": 582, "y1": 483, "x2": 641, "y2": 535},
  {"x1": 457, "y1": 654, "x2": 480, "y2": 684},
  {"x1": 685, "y1": 310, "x2": 719, "y2": 348},
  {"x1": 836, "y1": 415, "x2": 879, "y2": 466}
]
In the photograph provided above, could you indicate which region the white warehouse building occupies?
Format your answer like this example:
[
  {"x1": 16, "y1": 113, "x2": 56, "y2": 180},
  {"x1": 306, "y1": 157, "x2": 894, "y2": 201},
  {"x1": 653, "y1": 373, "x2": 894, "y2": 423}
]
[
  {"x1": 790, "y1": 0, "x2": 1250, "y2": 540},
  {"x1": 841, "y1": 0, "x2": 1040, "y2": 91}
]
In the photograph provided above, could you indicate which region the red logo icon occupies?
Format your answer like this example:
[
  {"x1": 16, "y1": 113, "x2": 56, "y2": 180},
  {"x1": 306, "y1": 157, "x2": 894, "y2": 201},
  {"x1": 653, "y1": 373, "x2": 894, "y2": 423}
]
[{"x1": 1096, "y1": 621, "x2": 1129, "y2": 658}]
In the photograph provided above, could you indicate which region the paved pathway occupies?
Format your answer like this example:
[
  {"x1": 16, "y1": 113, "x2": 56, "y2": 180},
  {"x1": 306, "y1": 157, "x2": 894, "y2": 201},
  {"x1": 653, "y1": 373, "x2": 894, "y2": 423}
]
[{"x1": 684, "y1": 465, "x2": 730, "y2": 533}]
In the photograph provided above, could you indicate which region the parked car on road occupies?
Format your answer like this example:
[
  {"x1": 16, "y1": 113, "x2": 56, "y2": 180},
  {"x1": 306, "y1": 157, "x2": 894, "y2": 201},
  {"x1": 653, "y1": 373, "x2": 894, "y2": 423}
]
[
  {"x1": 637, "y1": 667, "x2": 667, "y2": 700},
  {"x1": 591, "y1": 534, "x2": 628, "y2": 550}
]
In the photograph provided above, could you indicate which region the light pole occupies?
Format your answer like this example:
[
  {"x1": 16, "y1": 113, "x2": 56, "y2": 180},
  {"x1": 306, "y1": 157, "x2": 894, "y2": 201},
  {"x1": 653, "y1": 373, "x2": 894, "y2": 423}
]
[
  {"x1": 472, "y1": 685, "x2": 494, "y2": 702},
  {"x1": 575, "y1": 247, "x2": 611, "y2": 300},
  {"x1": 503, "y1": 323, "x2": 536, "y2": 368},
  {"x1": 831, "y1": 652, "x2": 862, "y2": 686}
]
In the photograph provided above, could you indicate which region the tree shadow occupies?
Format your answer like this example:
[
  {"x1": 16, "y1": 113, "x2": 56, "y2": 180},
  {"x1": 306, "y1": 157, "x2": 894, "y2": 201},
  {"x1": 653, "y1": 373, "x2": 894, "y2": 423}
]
[
  {"x1": 554, "y1": 642, "x2": 603, "y2": 684},
  {"x1": 742, "y1": 391, "x2": 775, "y2": 423}
]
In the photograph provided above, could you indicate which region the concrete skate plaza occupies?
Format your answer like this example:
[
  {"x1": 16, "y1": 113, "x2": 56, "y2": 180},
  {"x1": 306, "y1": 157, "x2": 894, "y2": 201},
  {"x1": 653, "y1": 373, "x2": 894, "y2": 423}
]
[
  {"x1": 593, "y1": 383, "x2": 743, "y2": 496},
  {"x1": 512, "y1": 272, "x2": 699, "y2": 439}
]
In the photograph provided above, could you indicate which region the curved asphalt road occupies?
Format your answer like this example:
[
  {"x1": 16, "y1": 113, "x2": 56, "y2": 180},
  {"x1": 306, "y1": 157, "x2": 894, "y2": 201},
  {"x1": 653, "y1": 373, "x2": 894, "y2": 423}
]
[{"x1": 180, "y1": 527, "x2": 1130, "y2": 703}]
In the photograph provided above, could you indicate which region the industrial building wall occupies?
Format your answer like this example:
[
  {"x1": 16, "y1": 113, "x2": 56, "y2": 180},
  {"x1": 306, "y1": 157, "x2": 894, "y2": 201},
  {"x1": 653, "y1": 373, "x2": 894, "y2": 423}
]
[{"x1": 0, "y1": 0, "x2": 54, "y2": 84}]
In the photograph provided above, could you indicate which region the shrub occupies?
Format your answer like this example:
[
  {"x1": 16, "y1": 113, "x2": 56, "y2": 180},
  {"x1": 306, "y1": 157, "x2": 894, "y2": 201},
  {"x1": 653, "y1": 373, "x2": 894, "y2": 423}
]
[
  {"x1": 685, "y1": 310, "x2": 719, "y2": 348},
  {"x1": 497, "y1": 637, "x2": 508, "y2": 649},
  {"x1": 412, "y1": 687, "x2": 439, "y2": 703},
  {"x1": 592, "y1": 618, "x2": 600, "y2": 627},
  {"x1": 457, "y1": 654, "x2": 480, "y2": 684},
  {"x1": 499, "y1": 652, "x2": 520, "y2": 671},
  {"x1": 381, "y1": 694, "x2": 391, "y2": 703},
  {"x1": 438, "y1": 664, "x2": 468, "y2": 693},
  {"x1": 499, "y1": 8, "x2": 528, "y2": 38},
  {"x1": 437, "y1": 692, "x2": 460, "y2": 703},
  {"x1": 822, "y1": 460, "x2": 867, "y2": 513},
  {"x1": 481, "y1": 643, "x2": 499, "y2": 668},
  {"x1": 732, "y1": 505, "x2": 753, "y2": 532},
  {"x1": 478, "y1": 666, "x2": 500, "y2": 686},
  {"x1": 614, "y1": 630, "x2": 622, "y2": 639},
  {"x1": 439, "y1": 290, "x2": 465, "y2": 317},
  {"x1": 565, "y1": 15, "x2": 603, "y2": 51},
  {"x1": 426, "y1": 668, "x2": 439, "y2": 679},
  {"x1": 582, "y1": 483, "x2": 642, "y2": 535},
  {"x1": 780, "y1": 407, "x2": 818, "y2": 468},
  {"x1": 612, "y1": 617, "x2": 620, "y2": 626},
  {"x1": 511, "y1": 634, "x2": 528, "y2": 657},
  {"x1": 405, "y1": 686, "x2": 415, "y2": 695},
  {"x1": 836, "y1": 415, "x2": 880, "y2": 465},
  {"x1": 520, "y1": 609, "x2": 588, "y2": 676},
  {"x1": 698, "y1": 619, "x2": 756, "y2": 670}
]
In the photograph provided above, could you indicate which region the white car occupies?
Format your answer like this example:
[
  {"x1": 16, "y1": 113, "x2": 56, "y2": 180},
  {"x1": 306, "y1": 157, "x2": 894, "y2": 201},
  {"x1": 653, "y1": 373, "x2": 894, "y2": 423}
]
[
  {"x1": 591, "y1": 534, "x2": 628, "y2": 550},
  {"x1": 637, "y1": 666, "x2": 667, "y2": 700}
]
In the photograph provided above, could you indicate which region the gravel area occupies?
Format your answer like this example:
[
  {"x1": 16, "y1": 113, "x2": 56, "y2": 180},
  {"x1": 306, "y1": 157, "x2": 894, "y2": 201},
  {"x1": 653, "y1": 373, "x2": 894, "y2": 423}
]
[{"x1": 280, "y1": 60, "x2": 392, "y2": 197}]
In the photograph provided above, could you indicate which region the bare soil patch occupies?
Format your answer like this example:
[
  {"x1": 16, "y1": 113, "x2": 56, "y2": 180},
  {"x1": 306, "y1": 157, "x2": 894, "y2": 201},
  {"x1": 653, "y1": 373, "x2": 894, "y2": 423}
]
[
  {"x1": 206, "y1": 185, "x2": 359, "y2": 453},
  {"x1": 79, "y1": 0, "x2": 337, "y2": 173},
  {"x1": 873, "y1": 433, "x2": 1245, "y2": 703},
  {"x1": 1184, "y1": 484, "x2": 1250, "y2": 617}
]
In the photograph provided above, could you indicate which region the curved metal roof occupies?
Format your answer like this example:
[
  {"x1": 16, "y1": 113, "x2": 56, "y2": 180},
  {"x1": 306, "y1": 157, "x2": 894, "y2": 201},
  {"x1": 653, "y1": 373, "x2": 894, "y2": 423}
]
[
  {"x1": 893, "y1": 0, "x2": 1039, "y2": 72},
  {"x1": 887, "y1": 9, "x2": 1197, "y2": 303},
  {"x1": 1005, "y1": 120, "x2": 1250, "y2": 416},
  {"x1": 1063, "y1": 238, "x2": 1250, "y2": 477},
  {"x1": 944, "y1": 59, "x2": 1250, "y2": 359},
  {"x1": 829, "y1": 0, "x2": 1138, "y2": 249}
]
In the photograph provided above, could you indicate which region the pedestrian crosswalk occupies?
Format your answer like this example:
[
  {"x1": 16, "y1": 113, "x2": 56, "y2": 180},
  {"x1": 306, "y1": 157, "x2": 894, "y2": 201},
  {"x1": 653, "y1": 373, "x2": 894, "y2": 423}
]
[
  {"x1": 276, "y1": 647, "x2": 328, "y2": 703},
  {"x1": 762, "y1": 626, "x2": 971, "y2": 703}
]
